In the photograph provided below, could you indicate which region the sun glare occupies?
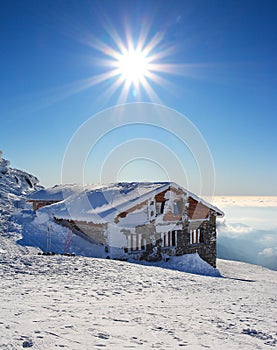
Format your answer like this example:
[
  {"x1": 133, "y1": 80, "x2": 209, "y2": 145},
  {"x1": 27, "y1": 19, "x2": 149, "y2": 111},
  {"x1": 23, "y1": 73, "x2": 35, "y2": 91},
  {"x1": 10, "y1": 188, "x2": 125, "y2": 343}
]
[{"x1": 116, "y1": 49, "x2": 149, "y2": 83}]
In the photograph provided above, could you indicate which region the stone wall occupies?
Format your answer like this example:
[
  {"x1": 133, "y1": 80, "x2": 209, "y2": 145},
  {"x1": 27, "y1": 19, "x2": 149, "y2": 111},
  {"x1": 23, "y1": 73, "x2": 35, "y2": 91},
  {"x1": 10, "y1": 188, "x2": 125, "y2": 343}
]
[
  {"x1": 162, "y1": 219, "x2": 217, "y2": 267},
  {"x1": 129, "y1": 217, "x2": 217, "y2": 267}
]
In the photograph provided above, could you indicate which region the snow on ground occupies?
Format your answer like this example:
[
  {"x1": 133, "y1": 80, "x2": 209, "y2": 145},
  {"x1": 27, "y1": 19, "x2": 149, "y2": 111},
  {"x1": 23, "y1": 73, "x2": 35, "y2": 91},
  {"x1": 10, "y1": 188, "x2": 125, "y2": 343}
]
[{"x1": 0, "y1": 246, "x2": 276, "y2": 349}]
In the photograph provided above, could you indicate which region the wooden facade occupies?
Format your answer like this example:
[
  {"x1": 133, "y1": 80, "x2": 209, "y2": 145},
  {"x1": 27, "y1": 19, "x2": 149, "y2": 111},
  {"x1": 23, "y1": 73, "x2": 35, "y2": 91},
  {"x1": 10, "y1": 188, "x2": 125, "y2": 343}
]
[{"x1": 29, "y1": 200, "x2": 59, "y2": 211}]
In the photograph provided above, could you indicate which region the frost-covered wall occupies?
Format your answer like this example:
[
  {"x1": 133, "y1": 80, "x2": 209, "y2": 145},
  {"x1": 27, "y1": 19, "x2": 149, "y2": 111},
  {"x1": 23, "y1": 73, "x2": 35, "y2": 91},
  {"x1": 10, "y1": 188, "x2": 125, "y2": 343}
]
[{"x1": 107, "y1": 224, "x2": 129, "y2": 258}]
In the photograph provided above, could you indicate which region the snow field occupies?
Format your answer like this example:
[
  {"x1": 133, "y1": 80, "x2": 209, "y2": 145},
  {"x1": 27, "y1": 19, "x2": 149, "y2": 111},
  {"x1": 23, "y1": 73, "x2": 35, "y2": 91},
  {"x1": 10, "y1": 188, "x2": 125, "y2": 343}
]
[{"x1": 0, "y1": 252, "x2": 276, "y2": 349}]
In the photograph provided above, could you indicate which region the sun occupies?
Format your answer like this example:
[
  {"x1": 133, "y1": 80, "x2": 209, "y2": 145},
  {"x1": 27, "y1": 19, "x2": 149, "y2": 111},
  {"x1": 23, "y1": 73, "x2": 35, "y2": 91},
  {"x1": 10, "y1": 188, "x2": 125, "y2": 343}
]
[
  {"x1": 116, "y1": 48, "x2": 150, "y2": 84},
  {"x1": 70, "y1": 22, "x2": 186, "y2": 104}
]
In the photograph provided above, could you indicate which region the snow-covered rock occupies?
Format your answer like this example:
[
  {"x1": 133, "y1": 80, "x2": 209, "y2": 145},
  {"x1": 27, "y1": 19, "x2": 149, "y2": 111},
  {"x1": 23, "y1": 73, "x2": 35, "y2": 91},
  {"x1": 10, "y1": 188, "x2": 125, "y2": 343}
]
[
  {"x1": 0, "y1": 149, "x2": 10, "y2": 174},
  {"x1": 0, "y1": 151, "x2": 42, "y2": 252}
]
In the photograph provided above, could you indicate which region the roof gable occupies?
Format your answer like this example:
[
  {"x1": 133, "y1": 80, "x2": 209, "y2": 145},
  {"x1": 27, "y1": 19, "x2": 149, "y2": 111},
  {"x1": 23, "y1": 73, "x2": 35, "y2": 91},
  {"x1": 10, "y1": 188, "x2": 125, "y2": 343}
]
[{"x1": 35, "y1": 182, "x2": 224, "y2": 223}]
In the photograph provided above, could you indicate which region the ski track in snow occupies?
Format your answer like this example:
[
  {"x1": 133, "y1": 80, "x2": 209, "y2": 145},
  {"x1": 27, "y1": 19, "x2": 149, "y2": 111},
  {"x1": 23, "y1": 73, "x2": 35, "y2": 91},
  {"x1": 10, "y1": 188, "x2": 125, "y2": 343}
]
[{"x1": 0, "y1": 250, "x2": 276, "y2": 350}]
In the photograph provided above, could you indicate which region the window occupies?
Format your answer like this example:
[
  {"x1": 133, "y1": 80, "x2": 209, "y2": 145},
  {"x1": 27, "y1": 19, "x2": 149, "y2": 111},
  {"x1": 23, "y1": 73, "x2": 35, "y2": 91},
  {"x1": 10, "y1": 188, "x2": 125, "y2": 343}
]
[
  {"x1": 189, "y1": 229, "x2": 203, "y2": 244},
  {"x1": 128, "y1": 234, "x2": 146, "y2": 252},
  {"x1": 173, "y1": 201, "x2": 183, "y2": 215},
  {"x1": 173, "y1": 202, "x2": 179, "y2": 215},
  {"x1": 172, "y1": 230, "x2": 176, "y2": 246},
  {"x1": 161, "y1": 230, "x2": 178, "y2": 248},
  {"x1": 155, "y1": 201, "x2": 164, "y2": 216}
]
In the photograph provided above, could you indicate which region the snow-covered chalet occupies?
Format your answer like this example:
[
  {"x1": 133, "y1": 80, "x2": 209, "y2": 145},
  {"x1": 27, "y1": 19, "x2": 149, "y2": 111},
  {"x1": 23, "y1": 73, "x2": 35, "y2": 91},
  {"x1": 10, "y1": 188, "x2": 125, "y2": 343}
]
[{"x1": 28, "y1": 182, "x2": 224, "y2": 267}]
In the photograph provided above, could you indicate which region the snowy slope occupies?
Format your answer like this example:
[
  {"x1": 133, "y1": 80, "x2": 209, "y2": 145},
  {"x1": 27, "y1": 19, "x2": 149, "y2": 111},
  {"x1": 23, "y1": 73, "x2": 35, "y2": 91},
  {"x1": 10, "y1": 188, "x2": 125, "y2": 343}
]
[
  {"x1": 0, "y1": 251, "x2": 276, "y2": 349},
  {"x1": 0, "y1": 151, "x2": 42, "y2": 255}
]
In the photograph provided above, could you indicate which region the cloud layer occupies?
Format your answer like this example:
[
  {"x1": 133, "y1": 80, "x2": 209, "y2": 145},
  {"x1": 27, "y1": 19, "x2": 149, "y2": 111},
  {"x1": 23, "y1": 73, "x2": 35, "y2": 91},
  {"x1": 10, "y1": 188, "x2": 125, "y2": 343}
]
[
  {"x1": 213, "y1": 196, "x2": 277, "y2": 208},
  {"x1": 215, "y1": 198, "x2": 277, "y2": 271}
]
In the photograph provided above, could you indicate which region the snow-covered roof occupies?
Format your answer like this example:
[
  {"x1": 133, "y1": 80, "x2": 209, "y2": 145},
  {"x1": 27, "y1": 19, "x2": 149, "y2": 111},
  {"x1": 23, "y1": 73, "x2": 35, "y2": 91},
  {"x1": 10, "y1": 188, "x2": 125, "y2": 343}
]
[
  {"x1": 40, "y1": 182, "x2": 167, "y2": 224},
  {"x1": 27, "y1": 184, "x2": 83, "y2": 202},
  {"x1": 36, "y1": 182, "x2": 224, "y2": 223}
]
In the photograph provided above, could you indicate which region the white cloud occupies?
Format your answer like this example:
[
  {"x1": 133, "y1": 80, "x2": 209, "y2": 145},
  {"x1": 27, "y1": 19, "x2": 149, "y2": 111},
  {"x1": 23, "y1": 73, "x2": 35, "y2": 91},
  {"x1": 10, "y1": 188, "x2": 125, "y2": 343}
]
[
  {"x1": 213, "y1": 196, "x2": 277, "y2": 208},
  {"x1": 216, "y1": 202, "x2": 277, "y2": 270},
  {"x1": 217, "y1": 220, "x2": 253, "y2": 237},
  {"x1": 259, "y1": 247, "x2": 277, "y2": 257},
  {"x1": 258, "y1": 234, "x2": 276, "y2": 243}
]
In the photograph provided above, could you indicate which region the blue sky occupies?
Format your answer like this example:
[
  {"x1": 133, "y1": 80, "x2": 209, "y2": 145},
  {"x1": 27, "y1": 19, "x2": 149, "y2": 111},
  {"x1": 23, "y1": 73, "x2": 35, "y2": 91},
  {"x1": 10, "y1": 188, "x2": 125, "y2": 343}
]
[{"x1": 1, "y1": 0, "x2": 276, "y2": 195}]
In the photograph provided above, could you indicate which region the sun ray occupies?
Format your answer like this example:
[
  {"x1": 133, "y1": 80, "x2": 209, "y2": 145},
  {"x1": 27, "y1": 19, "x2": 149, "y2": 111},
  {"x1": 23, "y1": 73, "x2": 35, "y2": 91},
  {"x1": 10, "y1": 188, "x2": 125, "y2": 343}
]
[
  {"x1": 81, "y1": 33, "x2": 121, "y2": 60},
  {"x1": 118, "y1": 79, "x2": 133, "y2": 104},
  {"x1": 145, "y1": 71, "x2": 177, "y2": 92},
  {"x1": 136, "y1": 21, "x2": 151, "y2": 52},
  {"x1": 94, "y1": 75, "x2": 126, "y2": 105},
  {"x1": 124, "y1": 22, "x2": 135, "y2": 52},
  {"x1": 147, "y1": 45, "x2": 176, "y2": 62},
  {"x1": 48, "y1": 70, "x2": 121, "y2": 103},
  {"x1": 142, "y1": 32, "x2": 164, "y2": 56},
  {"x1": 101, "y1": 15, "x2": 129, "y2": 54},
  {"x1": 139, "y1": 76, "x2": 162, "y2": 103}
]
